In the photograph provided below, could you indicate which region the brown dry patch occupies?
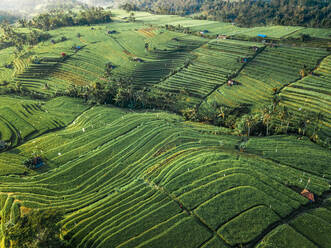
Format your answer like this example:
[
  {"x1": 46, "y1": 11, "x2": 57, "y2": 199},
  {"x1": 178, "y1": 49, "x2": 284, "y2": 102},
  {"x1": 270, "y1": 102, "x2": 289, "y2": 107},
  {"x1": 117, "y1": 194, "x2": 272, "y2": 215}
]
[
  {"x1": 20, "y1": 206, "x2": 31, "y2": 216},
  {"x1": 138, "y1": 28, "x2": 156, "y2": 38},
  {"x1": 52, "y1": 71, "x2": 88, "y2": 86},
  {"x1": 123, "y1": 49, "x2": 136, "y2": 57},
  {"x1": 79, "y1": 37, "x2": 88, "y2": 44}
]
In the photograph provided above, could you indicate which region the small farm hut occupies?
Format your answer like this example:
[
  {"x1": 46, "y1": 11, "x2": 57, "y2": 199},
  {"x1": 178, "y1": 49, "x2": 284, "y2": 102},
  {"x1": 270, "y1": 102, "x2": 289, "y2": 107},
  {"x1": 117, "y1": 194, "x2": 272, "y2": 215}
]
[
  {"x1": 301, "y1": 189, "x2": 315, "y2": 202},
  {"x1": 33, "y1": 157, "x2": 44, "y2": 169},
  {"x1": 250, "y1": 46, "x2": 259, "y2": 52},
  {"x1": 200, "y1": 30, "x2": 209, "y2": 35},
  {"x1": 61, "y1": 52, "x2": 67, "y2": 57},
  {"x1": 238, "y1": 57, "x2": 248, "y2": 63}
]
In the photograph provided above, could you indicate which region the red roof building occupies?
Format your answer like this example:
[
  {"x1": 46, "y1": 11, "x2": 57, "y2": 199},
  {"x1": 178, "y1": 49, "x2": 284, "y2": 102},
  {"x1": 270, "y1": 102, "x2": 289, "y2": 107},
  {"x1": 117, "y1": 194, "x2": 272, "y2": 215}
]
[{"x1": 301, "y1": 189, "x2": 315, "y2": 202}]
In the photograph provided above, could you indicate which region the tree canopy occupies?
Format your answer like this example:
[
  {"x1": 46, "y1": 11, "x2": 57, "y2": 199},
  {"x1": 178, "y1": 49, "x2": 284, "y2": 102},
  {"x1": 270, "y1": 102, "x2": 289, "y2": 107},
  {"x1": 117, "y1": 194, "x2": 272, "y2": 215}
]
[
  {"x1": 21, "y1": 7, "x2": 112, "y2": 31},
  {"x1": 120, "y1": 0, "x2": 331, "y2": 28}
]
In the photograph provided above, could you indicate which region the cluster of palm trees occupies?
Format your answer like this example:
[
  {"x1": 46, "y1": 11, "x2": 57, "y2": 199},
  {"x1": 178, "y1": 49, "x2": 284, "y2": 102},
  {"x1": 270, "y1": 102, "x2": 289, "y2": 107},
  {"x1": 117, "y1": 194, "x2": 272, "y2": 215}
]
[
  {"x1": 185, "y1": 98, "x2": 322, "y2": 142},
  {"x1": 63, "y1": 76, "x2": 180, "y2": 111}
]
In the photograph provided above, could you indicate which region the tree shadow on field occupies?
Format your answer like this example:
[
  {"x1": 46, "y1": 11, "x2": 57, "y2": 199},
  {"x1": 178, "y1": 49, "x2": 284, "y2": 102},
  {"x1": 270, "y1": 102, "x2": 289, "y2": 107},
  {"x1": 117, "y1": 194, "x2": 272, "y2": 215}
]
[{"x1": 8, "y1": 148, "x2": 21, "y2": 154}]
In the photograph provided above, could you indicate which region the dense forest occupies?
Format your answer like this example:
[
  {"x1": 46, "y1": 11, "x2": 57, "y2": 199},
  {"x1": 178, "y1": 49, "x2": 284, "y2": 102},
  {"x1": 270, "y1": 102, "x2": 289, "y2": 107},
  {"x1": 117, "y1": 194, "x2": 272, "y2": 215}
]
[{"x1": 121, "y1": 0, "x2": 331, "y2": 28}]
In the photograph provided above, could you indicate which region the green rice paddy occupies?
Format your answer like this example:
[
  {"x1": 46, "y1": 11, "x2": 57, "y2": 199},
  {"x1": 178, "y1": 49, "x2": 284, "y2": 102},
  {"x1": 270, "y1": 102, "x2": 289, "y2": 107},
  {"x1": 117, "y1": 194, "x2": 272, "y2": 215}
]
[{"x1": 0, "y1": 10, "x2": 330, "y2": 248}]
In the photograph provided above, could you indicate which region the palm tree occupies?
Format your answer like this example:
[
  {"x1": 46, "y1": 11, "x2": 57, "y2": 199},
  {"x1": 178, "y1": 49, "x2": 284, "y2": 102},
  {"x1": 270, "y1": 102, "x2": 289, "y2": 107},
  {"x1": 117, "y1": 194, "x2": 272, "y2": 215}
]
[
  {"x1": 261, "y1": 105, "x2": 273, "y2": 136},
  {"x1": 240, "y1": 114, "x2": 256, "y2": 137},
  {"x1": 311, "y1": 112, "x2": 322, "y2": 141}
]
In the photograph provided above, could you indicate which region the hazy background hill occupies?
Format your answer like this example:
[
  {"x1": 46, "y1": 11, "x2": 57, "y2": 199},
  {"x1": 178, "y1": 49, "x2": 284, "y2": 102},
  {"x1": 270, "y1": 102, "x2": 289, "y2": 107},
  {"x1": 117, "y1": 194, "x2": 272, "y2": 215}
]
[
  {"x1": 0, "y1": 0, "x2": 329, "y2": 27},
  {"x1": 0, "y1": 0, "x2": 89, "y2": 17},
  {"x1": 0, "y1": 0, "x2": 115, "y2": 11}
]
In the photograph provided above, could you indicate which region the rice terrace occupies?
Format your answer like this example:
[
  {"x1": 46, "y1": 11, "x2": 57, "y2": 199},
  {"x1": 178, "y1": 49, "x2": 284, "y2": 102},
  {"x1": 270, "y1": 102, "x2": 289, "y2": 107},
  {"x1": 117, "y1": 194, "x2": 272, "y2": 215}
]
[{"x1": 0, "y1": 0, "x2": 330, "y2": 247}]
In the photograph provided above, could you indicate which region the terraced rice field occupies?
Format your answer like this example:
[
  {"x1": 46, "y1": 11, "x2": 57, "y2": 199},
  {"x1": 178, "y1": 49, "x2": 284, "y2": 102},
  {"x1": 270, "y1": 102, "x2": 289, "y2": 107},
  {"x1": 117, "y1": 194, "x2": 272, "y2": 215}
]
[
  {"x1": 203, "y1": 46, "x2": 329, "y2": 110},
  {"x1": 13, "y1": 26, "x2": 128, "y2": 93},
  {"x1": 0, "y1": 96, "x2": 88, "y2": 175},
  {"x1": 0, "y1": 96, "x2": 87, "y2": 149},
  {"x1": 0, "y1": 103, "x2": 330, "y2": 247},
  {"x1": 286, "y1": 28, "x2": 331, "y2": 39},
  {"x1": 279, "y1": 55, "x2": 331, "y2": 143},
  {"x1": 3, "y1": 24, "x2": 206, "y2": 100},
  {"x1": 0, "y1": 47, "x2": 16, "y2": 83},
  {"x1": 156, "y1": 39, "x2": 263, "y2": 99},
  {"x1": 1, "y1": 12, "x2": 331, "y2": 247},
  {"x1": 113, "y1": 10, "x2": 331, "y2": 39},
  {"x1": 257, "y1": 198, "x2": 331, "y2": 248},
  {"x1": 128, "y1": 35, "x2": 206, "y2": 90}
]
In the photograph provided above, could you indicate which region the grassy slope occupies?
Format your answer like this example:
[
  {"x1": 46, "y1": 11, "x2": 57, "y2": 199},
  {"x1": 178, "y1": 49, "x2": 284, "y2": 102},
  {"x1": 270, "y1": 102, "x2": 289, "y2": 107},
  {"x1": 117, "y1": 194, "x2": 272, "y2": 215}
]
[{"x1": 0, "y1": 103, "x2": 330, "y2": 247}]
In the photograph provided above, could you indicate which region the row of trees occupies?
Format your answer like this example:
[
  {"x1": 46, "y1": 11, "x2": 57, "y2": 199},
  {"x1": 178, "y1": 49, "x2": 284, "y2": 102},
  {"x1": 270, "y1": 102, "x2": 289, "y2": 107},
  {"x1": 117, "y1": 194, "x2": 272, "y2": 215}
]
[
  {"x1": 121, "y1": 0, "x2": 331, "y2": 28},
  {"x1": 19, "y1": 7, "x2": 112, "y2": 31}
]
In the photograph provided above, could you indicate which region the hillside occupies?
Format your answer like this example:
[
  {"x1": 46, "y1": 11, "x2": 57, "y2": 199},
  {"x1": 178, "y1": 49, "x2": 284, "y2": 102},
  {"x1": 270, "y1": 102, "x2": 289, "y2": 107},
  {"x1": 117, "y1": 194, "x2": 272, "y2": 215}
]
[{"x1": 0, "y1": 9, "x2": 330, "y2": 248}]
